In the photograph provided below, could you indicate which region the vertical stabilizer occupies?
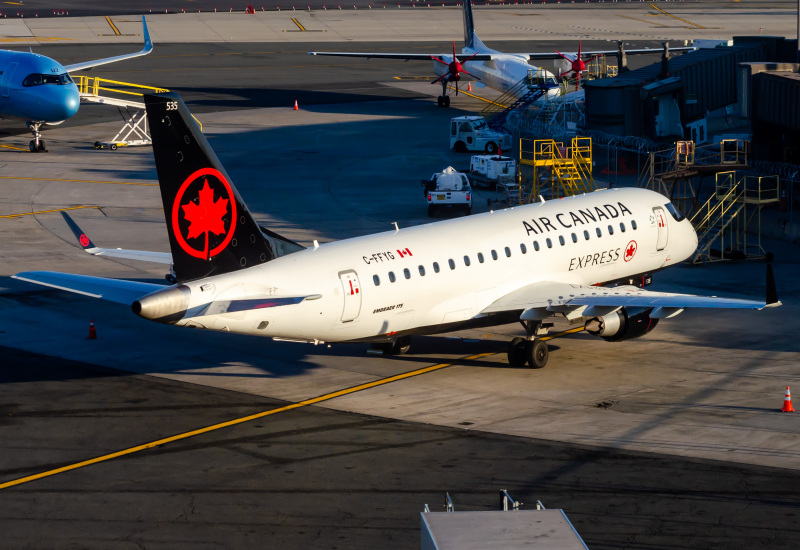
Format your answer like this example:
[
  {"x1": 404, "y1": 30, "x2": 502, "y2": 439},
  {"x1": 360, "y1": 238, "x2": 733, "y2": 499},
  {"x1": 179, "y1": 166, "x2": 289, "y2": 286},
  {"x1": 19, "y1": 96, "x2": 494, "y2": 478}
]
[
  {"x1": 144, "y1": 92, "x2": 277, "y2": 283},
  {"x1": 463, "y1": 0, "x2": 476, "y2": 49}
]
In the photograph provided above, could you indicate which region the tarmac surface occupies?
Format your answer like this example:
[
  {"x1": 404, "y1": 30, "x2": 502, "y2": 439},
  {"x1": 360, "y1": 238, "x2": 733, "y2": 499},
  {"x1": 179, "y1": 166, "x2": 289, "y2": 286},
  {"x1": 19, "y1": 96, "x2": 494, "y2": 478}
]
[{"x1": 1, "y1": 4, "x2": 800, "y2": 549}]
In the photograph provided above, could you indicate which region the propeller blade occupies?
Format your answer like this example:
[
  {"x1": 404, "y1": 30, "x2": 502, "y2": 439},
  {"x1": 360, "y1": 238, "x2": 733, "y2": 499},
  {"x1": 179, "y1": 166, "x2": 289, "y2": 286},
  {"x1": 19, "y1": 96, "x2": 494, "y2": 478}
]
[
  {"x1": 430, "y1": 55, "x2": 450, "y2": 66},
  {"x1": 578, "y1": 39, "x2": 582, "y2": 59},
  {"x1": 576, "y1": 70, "x2": 581, "y2": 91},
  {"x1": 560, "y1": 69, "x2": 574, "y2": 78},
  {"x1": 431, "y1": 75, "x2": 447, "y2": 84},
  {"x1": 453, "y1": 40, "x2": 457, "y2": 62},
  {"x1": 555, "y1": 50, "x2": 574, "y2": 62},
  {"x1": 459, "y1": 69, "x2": 482, "y2": 80},
  {"x1": 454, "y1": 80, "x2": 459, "y2": 96}
]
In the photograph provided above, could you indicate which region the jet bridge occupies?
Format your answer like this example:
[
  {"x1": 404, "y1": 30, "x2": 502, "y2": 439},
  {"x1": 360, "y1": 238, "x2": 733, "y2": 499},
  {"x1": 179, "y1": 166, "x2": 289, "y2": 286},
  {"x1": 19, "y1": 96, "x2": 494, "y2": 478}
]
[{"x1": 76, "y1": 76, "x2": 201, "y2": 150}]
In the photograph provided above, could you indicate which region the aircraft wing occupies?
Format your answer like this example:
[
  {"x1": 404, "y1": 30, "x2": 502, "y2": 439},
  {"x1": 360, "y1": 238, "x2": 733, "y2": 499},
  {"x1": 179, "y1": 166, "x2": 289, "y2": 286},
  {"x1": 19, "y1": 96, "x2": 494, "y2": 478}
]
[
  {"x1": 482, "y1": 275, "x2": 779, "y2": 319},
  {"x1": 525, "y1": 46, "x2": 695, "y2": 60},
  {"x1": 64, "y1": 16, "x2": 153, "y2": 73},
  {"x1": 309, "y1": 51, "x2": 493, "y2": 61},
  {"x1": 61, "y1": 211, "x2": 172, "y2": 265},
  {"x1": 12, "y1": 272, "x2": 163, "y2": 305}
]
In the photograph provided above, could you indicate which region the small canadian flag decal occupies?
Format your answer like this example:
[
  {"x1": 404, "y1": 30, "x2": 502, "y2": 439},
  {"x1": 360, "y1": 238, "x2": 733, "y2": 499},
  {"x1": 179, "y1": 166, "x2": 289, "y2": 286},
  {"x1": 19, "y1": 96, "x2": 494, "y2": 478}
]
[{"x1": 396, "y1": 248, "x2": 413, "y2": 258}]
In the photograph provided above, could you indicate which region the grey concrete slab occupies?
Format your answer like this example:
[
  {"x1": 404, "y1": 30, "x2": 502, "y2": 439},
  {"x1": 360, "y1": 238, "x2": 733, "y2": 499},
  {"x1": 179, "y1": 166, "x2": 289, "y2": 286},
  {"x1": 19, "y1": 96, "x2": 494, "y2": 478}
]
[{"x1": 0, "y1": 99, "x2": 798, "y2": 473}]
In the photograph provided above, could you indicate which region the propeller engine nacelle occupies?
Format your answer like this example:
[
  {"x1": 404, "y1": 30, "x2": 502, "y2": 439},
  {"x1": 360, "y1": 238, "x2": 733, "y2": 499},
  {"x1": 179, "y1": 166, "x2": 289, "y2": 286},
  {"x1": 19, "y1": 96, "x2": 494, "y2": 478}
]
[{"x1": 584, "y1": 308, "x2": 659, "y2": 342}]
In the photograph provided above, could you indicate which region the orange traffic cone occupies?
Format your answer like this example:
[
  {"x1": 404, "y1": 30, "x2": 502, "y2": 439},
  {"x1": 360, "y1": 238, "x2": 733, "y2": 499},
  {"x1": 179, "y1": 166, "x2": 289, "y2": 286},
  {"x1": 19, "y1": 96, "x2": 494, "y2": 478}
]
[
  {"x1": 467, "y1": 82, "x2": 472, "y2": 92},
  {"x1": 782, "y1": 386, "x2": 795, "y2": 412},
  {"x1": 293, "y1": 99, "x2": 299, "y2": 111},
  {"x1": 88, "y1": 320, "x2": 97, "y2": 340}
]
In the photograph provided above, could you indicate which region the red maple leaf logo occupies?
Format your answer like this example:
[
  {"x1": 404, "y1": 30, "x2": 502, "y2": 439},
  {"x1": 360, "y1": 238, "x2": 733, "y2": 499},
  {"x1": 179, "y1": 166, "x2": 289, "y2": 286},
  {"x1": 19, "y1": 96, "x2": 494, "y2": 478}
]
[{"x1": 181, "y1": 179, "x2": 229, "y2": 258}]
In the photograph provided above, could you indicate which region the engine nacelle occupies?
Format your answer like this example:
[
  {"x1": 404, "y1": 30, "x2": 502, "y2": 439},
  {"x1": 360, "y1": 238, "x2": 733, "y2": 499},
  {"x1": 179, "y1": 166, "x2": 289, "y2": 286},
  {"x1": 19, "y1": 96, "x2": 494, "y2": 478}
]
[{"x1": 584, "y1": 308, "x2": 659, "y2": 342}]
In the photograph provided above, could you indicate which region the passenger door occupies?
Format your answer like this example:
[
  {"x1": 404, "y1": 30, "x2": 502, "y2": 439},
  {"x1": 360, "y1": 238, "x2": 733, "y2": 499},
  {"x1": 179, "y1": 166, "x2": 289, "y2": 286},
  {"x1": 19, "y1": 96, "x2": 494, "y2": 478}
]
[
  {"x1": 653, "y1": 206, "x2": 668, "y2": 251},
  {"x1": 1, "y1": 62, "x2": 18, "y2": 98},
  {"x1": 339, "y1": 270, "x2": 362, "y2": 323}
]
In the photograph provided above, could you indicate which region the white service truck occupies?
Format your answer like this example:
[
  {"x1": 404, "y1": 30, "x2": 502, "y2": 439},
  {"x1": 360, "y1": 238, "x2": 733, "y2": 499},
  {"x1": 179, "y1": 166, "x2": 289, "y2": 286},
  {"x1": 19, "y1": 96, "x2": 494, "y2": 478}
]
[
  {"x1": 422, "y1": 166, "x2": 472, "y2": 217},
  {"x1": 450, "y1": 116, "x2": 512, "y2": 154},
  {"x1": 468, "y1": 154, "x2": 517, "y2": 189}
]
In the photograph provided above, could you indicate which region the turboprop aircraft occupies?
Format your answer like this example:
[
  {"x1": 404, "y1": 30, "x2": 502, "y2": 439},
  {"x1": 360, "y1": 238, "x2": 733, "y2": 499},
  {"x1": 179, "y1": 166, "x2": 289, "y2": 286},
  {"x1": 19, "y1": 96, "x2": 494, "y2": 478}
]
[
  {"x1": 13, "y1": 93, "x2": 780, "y2": 369},
  {"x1": 309, "y1": 3, "x2": 690, "y2": 107},
  {"x1": 0, "y1": 16, "x2": 152, "y2": 151}
]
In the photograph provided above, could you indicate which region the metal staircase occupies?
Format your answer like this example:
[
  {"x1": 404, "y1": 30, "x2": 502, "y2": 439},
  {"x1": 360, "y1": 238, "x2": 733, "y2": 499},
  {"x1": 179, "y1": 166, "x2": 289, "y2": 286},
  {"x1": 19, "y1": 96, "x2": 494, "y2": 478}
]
[
  {"x1": 482, "y1": 69, "x2": 559, "y2": 131},
  {"x1": 519, "y1": 137, "x2": 596, "y2": 203},
  {"x1": 689, "y1": 171, "x2": 780, "y2": 264}
]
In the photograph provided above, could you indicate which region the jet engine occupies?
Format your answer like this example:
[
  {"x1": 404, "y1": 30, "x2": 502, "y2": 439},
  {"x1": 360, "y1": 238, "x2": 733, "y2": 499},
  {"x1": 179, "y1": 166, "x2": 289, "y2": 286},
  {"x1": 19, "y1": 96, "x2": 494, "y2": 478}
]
[{"x1": 584, "y1": 308, "x2": 658, "y2": 342}]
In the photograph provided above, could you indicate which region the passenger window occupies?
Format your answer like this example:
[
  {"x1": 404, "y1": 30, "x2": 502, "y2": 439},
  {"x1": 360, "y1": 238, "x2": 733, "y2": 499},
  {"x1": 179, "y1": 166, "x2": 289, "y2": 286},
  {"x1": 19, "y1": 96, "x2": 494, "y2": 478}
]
[
  {"x1": 404, "y1": 268, "x2": 411, "y2": 279},
  {"x1": 520, "y1": 243, "x2": 527, "y2": 254},
  {"x1": 583, "y1": 230, "x2": 590, "y2": 240},
  {"x1": 388, "y1": 271, "x2": 396, "y2": 283},
  {"x1": 620, "y1": 222, "x2": 626, "y2": 233},
  {"x1": 373, "y1": 275, "x2": 380, "y2": 286},
  {"x1": 433, "y1": 262, "x2": 440, "y2": 273},
  {"x1": 419, "y1": 265, "x2": 425, "y2": 276},
  {"x1": 632, "y1": 220, "x2": 638, "y2": 230},
  {"x1": 491, "y1": 250, "x2": 498, "y2": 260},
  {"x1": 448, "y1": 259, "x2": 456, "y2": 270},
  {"x1": 558, "y1": 236, "x2": 565, "y2": 246},
  {"x1": 463, "y1": 255, "x2": 471, "y2": 267},
  {"x1": 533, "y1": 241, "x2": 540, "y2": 251},
  {"x1": 571, "y1": 233, "x2": 577, "y2": 243},
  {"x1": 546, "y1": 238, "x2": 553, "y2": 248},
  {"x1": 477, "y1": 252, "x2": 485, "y2": 263},
  {"x1": 504, "y1": 246, "x2": 511, "y2": 257},
  {"x1": 596, "y1": 227, "x2": 602, "y2": 237},
  {"x1": 608, "y1": 225, "x2": 614, "y2": 235}
]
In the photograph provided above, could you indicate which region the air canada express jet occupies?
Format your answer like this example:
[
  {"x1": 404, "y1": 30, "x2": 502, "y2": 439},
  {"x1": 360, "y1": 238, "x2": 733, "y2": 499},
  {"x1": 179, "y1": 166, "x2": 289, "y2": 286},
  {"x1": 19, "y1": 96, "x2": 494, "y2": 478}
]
[
  {"x1": 0, "y1": 17, "x2": 151, "y2": 152},
  {"x1": 14, "y1": 93, "x2": 780, "y2": 369}
]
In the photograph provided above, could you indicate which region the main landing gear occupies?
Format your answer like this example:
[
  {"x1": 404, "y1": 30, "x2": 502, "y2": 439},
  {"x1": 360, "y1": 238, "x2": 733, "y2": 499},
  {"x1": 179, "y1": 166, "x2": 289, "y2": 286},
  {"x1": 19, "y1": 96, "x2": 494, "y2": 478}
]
[
  {"x1": 507, "y1": 321, "x2": 551, "y2": 369},
  {"x1": 27, "y1": 122, "x2": 46, "y2": 153},
  {"x1": 436, "y1": 79, "x2": 451, "y2": 108},
  {"x1": 372, "y1": 335, "x2": 411, "y2": 356}
]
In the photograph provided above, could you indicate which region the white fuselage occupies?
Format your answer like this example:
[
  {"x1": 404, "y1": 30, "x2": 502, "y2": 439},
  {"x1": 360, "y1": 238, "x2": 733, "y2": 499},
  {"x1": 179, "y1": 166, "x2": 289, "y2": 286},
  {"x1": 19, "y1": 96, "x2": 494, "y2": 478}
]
[
  {"x1": 169, "y1": 188, "x2": 697, "y2": 343},
  {"x1": 433, "y1": 45, "x2": 560, "y2": 100}
]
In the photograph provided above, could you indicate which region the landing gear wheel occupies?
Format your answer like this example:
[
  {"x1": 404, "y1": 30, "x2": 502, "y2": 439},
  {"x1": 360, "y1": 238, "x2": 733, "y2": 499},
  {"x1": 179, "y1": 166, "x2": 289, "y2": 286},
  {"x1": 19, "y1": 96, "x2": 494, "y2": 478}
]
[
  {"x1": 110, "y1": 144, "x2": 118, "y2": 151},
  {"x1": 526, "y1": 339, "x2": 548, "y2": 369},
  {"x1": 507, "y1": 337, "x2": 527, "y2": 367},
  {"x1": 29, "y1": 140, "x2": 36, "y2": 152},
  {"x1": 437, "y1": 96, "x2": 444, "y2": 108},
  {"x1": 391, "y1": 336, "x2": 411, "y2": 355},
  {"x1": 37, "y1": 139, "x2": 46, "y2": 152},
  {"x1": 444, "y1": 96, "x2": 450, "y2": 107},
  {"x1": 94, "y1": 141, "x2": 101, "y2": 149},
  {"x1": 485, "y1": 142, "x2": 498, "y2": 155}
]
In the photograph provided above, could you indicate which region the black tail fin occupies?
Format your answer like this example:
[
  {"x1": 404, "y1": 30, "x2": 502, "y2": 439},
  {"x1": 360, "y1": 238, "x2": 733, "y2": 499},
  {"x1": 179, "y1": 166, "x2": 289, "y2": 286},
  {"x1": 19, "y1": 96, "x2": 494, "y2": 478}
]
[
  {"x1": 463, "y1": 0, "x2": 475, "y2": 49},
  {"x1": 144, "y1": 92, "x2": 277, "y2": 283}
]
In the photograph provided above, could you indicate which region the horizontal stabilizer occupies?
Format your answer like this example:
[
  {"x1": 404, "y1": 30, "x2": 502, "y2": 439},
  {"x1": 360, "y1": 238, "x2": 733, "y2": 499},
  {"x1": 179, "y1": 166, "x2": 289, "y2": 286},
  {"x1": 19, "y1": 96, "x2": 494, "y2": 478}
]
[
  {"x1": 61, "y1": 211, "x2": 173, "y2": 265},
  {"x1": 12, "y1": 271, "x2": 164, "y2": 305}
]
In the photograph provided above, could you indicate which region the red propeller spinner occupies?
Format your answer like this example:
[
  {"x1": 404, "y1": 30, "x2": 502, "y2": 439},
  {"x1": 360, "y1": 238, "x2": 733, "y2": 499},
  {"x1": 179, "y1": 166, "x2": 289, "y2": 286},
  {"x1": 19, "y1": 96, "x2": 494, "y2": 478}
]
[
  {"x1": 555, "y1": 40, "x2": 600, "y2": 91},
  {"x1": 430, "y1": 41, "x2": 481, "y2": 96}
]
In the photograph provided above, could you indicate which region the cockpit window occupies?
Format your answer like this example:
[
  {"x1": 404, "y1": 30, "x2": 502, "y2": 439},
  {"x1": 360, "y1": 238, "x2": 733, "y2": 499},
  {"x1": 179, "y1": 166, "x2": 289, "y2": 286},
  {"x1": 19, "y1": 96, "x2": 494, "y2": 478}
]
[
  {"x1": 22, "y1": 73, "x2": 73, "y2": 87},
  {"x1": 665, "y1": 202, "x2": 685, "y2": 222}
]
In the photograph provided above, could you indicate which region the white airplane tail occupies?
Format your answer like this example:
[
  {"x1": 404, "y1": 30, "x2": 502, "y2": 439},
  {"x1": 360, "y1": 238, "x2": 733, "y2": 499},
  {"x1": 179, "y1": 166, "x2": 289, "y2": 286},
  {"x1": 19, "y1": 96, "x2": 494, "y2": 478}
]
[{"x1": 462, "y1": 1, "x2": 489, "y2": 52}]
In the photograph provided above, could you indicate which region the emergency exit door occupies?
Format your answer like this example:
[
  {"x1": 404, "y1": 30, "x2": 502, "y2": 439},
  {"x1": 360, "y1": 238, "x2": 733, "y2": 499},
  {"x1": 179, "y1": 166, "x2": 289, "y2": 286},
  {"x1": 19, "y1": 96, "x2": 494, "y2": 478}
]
[
  {"x1": 653, "y1": 206, "x2": 668, "y2": 251},
  {"x1": 339, "y1": 270, "x2": 361, "y2": 322}
]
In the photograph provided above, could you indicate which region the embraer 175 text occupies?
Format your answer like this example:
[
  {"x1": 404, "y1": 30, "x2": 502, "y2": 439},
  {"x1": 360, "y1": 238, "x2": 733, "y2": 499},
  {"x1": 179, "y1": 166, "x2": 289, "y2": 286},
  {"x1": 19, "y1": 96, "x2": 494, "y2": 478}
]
[
  {"x1": 0, "y1": 17, "x2": 152, "y2": 151},
  {"x1": 14, "y1": 93, "x2": 780, "y2": 369}
]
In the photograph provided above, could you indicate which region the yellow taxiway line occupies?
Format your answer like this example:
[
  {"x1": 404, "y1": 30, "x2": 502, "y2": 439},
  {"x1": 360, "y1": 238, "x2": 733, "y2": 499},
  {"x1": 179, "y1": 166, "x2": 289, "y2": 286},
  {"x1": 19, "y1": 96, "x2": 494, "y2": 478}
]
[
  {"x1": 0, "y1": 329, "x2": 582, "y2": 491},
  {"x1": 0, "y1": 205, "x2": 99, "y2": 219},
  {"x1": 0, "y1": 175, "x2": 157, "y2": 186},
  {"x1": 648, "y1": 3, "x2": 706, "y2": 29},
  {"x1": 291, "y1": 17, "x2": 307, "y2": 31},
  {"x1": 105, "y1": 16, "x2": 122, "y2": 36}
]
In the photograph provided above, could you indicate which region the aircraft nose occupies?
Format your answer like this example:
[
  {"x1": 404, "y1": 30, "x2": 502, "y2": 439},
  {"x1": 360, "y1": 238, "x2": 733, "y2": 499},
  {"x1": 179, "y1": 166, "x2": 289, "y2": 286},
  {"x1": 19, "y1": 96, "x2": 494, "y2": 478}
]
[{"x1": 39, "y1": 84, "x2": 80, "y2": 122}]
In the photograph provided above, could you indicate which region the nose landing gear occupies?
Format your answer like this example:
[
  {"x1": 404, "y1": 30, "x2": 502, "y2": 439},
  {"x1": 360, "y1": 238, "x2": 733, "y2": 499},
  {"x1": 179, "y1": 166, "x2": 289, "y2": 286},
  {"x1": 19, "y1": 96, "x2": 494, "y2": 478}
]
[{"x1": 26, "y1": 122, "x2": 47, "y2": 153}]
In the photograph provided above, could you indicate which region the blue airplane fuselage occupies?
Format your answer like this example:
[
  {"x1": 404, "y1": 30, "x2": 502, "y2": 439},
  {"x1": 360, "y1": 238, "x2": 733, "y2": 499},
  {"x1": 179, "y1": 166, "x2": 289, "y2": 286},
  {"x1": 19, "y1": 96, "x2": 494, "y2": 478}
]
[{"x1": 0, "y1": 50, "x2": 80, "y2": 123}]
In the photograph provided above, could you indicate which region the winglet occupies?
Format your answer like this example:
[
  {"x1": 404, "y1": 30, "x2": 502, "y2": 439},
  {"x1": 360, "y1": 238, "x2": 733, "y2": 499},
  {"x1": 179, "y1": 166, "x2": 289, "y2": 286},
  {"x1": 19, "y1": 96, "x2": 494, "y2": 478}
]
[
  {"x1": 63, "y1": 16, "x2": 153, "y2": 73},
  {"x1": 61, "y1": 211, "x2": 96, "y2": 251},
  {"x1": 765, "y1": 255, "x2": 781, "y2": 308}
]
